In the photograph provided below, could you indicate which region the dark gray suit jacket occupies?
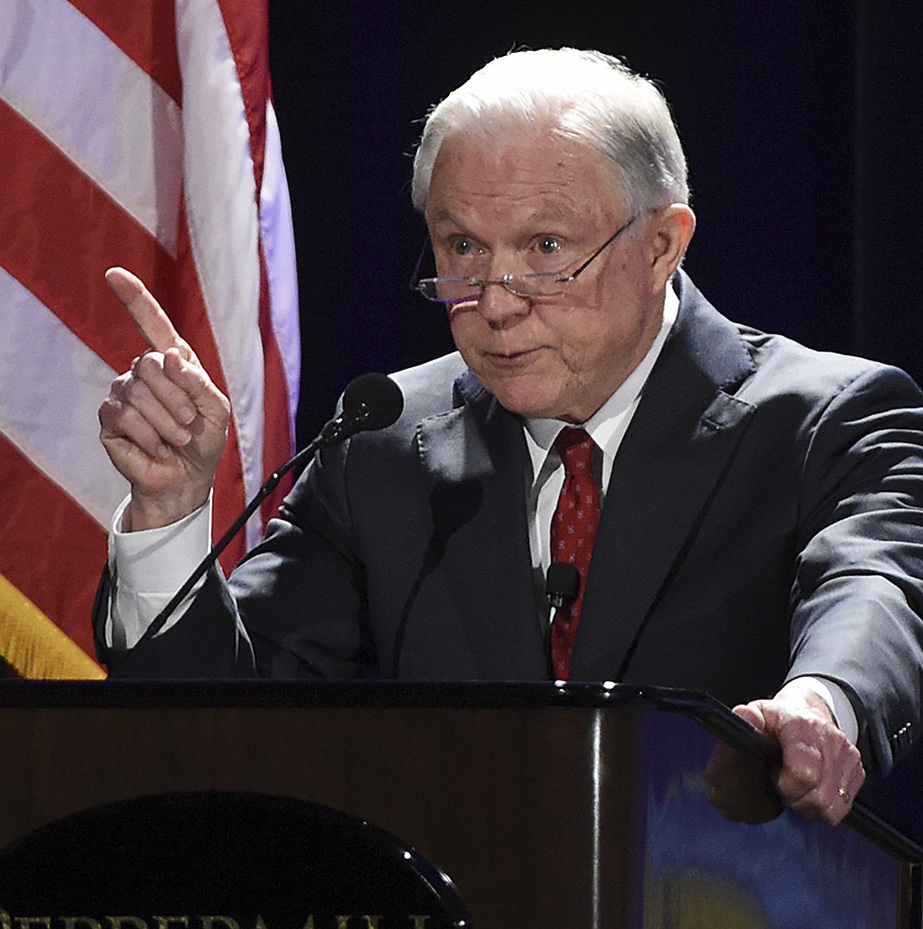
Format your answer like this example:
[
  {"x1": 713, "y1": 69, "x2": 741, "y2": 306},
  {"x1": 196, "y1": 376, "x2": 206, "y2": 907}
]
[{"x1": 97, "y1": 273, "x2": 923, "y2": 773}]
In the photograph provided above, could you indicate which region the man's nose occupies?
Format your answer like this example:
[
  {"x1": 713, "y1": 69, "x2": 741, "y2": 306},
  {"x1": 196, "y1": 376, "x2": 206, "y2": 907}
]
[{"x1": 476, "y1": 278, "x2": 530, "y2": 327}]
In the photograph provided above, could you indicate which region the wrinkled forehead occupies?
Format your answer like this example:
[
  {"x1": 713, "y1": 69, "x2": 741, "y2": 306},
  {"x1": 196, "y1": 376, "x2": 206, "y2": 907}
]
[{"x1": 426, "y1": 121, "x2": 628, "y2": 216}]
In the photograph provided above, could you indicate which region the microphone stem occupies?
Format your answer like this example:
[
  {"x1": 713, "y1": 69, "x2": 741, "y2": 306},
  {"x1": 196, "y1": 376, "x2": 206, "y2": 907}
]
[
  {"x1": 139, "y1": 432, "x2": 326, "y2": 644},
  {"x1": 135, "y1": 389, "x2": 382, "y2": 645}
]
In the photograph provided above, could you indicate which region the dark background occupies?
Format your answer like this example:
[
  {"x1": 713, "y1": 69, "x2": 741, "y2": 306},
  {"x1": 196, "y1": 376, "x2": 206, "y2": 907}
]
[{"x1": 267, "y1": 1, "x2": 923, "y2": 446}]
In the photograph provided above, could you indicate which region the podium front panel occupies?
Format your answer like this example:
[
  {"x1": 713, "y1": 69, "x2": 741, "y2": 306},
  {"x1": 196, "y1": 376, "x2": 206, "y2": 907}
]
[{"x1": 0, "y1": 682, "x2": 914, "y2": 929}]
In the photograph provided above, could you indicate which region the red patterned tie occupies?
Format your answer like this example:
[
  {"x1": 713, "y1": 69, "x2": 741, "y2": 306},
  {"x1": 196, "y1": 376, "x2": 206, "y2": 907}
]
[{"x1": 550, "y1": 427, "x2": 601, "y2": 680}]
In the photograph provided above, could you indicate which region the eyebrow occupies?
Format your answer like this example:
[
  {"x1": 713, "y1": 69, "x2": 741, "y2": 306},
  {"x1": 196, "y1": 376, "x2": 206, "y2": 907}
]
[
  {"x1": 525, "y1": 206, "x2": 574, "y2": 223},
  {"x1": 427, "y1": 207, "x2": 459, "y2": 223}
]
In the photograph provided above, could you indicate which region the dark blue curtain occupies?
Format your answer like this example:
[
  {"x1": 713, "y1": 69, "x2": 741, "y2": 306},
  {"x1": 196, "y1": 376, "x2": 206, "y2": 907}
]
[{"x1": 268, "y1": 1, "x2": 923, "y2": 445}]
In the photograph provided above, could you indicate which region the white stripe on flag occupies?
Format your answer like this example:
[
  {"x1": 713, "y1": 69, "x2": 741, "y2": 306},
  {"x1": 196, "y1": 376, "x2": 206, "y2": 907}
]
[
  {"x1": 0, "y1": 267, "x2": 130, "y2": 527},
  {"x1": 262, "y1": 99, "x2": 302, "y2": 438},
  {"x1": 0, "y1": 0, "x2": 183, "y2": 257},
  {"x1": 177, "y1": 0, "x2": 265, "y2": 547}
]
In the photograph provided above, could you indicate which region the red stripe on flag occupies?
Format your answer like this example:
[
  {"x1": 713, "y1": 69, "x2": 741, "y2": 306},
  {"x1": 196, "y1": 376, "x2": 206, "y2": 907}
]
[
  {"x1": 218, "y1": 0, "x2": 269, "y2": 193},
  {"x1": 0, "y1": 434, "x2": 107, "y2": 657},
  {"x1": 68, "y1": 0, "x2": 182, "y2": 103},
  {"x1": 0, "y1": 100, "x2": 169, "y2": 372}
]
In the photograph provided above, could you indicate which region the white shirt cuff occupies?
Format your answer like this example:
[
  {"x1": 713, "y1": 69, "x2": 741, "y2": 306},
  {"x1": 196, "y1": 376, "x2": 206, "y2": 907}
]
[
  {"x1": 783, "y1": 676, "x2": 860, "y2": 745},
  {"x1": 107, "y1": 495, "x2": 213, "y2": 648}
]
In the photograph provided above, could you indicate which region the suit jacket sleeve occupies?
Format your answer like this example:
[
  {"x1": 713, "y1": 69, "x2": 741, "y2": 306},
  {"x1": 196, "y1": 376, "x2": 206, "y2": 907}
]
[
  {"x1": 95, "y1": 437, "x2": 379, "y2": 680},
  {"x1": 94, "y1": 562, "x2": 259, "y2": 678},
  {"x1": 783, "y1": 363, "x2": 923, "y2": 770}
]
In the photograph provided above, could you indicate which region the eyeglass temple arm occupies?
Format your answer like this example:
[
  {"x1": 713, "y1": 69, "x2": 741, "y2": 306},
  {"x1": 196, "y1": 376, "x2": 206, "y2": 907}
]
[
  {"x1": 408, "y1": 236, "x2": 430, "y2": 290},
  {"x1": 567, "y1": 214, "x2": 638, "y2": 281}
]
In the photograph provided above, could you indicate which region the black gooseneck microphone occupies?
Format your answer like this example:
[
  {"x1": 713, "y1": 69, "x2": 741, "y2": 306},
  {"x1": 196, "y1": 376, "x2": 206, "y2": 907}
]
[{"x1": 137, "y1": 372, "x2": 404, "y2": 644}]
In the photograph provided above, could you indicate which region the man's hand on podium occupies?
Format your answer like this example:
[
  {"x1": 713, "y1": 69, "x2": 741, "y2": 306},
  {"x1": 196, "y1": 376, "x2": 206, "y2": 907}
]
[{"x1": 705, "y1": 682, "x2": 866, "y2": 826}]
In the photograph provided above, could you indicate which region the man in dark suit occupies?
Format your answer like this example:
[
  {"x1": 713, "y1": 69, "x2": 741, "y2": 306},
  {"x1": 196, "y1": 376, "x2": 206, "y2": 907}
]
[{"x1": 96, "y1": 49, "x2": 923, "y2": 825}]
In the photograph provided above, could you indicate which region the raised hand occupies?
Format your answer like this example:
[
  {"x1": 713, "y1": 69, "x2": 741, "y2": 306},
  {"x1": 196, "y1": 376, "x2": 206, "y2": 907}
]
[{"x1": 98, "y1": 268, "x2": 230, "y2": 531}]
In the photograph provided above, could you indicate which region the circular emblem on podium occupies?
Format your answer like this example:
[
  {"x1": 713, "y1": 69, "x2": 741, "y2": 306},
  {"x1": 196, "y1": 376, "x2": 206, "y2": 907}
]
[{"x1": 0, "y1": 791, "x2": 470, "y2": 929}]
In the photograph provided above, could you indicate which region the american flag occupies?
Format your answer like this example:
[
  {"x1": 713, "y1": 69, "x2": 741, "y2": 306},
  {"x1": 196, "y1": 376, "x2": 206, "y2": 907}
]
[{"x1": 0, "y1": 0, "x2": 300, "y2": 677}]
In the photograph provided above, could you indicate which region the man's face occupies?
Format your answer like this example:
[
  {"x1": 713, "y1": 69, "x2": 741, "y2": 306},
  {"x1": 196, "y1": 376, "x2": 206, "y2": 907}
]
[{"x1": 425, "y1": 128, "x2": 674, "y2": 424}]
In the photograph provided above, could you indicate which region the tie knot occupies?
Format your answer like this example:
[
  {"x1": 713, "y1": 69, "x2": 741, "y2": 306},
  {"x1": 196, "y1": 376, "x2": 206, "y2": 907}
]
[{"x1": 554, "y1": 427, "x2": 595, "y2": 475}]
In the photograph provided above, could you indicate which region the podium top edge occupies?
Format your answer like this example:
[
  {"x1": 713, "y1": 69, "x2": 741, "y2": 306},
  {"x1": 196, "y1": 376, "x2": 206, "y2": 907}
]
[{"x1": 0, "y1": 678, "x2": 723, "y2": 712}]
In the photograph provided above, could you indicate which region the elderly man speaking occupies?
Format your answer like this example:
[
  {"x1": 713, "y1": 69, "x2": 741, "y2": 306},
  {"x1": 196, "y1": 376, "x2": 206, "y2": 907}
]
[{"x1": 96, "y1": 49, "x2": 923, "y2": 826}]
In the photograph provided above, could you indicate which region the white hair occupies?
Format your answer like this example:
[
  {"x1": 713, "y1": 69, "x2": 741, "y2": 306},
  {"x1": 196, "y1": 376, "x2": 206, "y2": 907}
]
[{"x1": 411, "y1": 48, "x2": 689, "y2": 217}]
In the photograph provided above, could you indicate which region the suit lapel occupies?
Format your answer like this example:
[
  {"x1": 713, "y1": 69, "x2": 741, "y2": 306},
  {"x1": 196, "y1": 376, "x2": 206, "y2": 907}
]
[
  {"x1": 415, "y1": 372, "x2": 548, "y2": 678},
  {"x1": 570, "y1": 274, "x2": 758, "y2": 680}
]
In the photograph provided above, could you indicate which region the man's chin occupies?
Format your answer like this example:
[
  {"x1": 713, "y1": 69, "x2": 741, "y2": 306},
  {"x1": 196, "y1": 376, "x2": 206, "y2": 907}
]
[
  {"x1": 487, "y1": 382, "x2": 560, "y2": 420},
  {"x1": 472, "y1": 365, "x2": 575, "y2": 420}
]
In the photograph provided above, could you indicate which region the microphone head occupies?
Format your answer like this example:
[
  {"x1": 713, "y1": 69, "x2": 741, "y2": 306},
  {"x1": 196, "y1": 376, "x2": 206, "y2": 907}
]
[
  {"x1": 342, "y1": 372, "x2": 404, "y2": 432},
  {"x1": 546, "y1": 562, "x2": 580, "y2": 609}
]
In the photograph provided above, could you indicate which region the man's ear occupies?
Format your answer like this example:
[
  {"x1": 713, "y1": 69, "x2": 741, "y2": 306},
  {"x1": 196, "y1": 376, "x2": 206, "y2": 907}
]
[{"x1": 648, "y1": 203, "x2": 696, "y2": 293}]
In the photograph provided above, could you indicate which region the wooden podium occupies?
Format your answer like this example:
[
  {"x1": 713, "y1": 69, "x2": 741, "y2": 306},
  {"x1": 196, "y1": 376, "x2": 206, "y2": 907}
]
[{"x1": 0, "y1": 681, "x2": 919, "y2": 928}]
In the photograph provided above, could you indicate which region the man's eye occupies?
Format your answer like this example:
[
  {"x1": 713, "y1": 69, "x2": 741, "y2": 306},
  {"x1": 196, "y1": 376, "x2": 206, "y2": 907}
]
[
  {"x1": 536, "y1": 236, "x2": 561, "y2": 254},
  {"x1": 453, "y1": 238, "x2": 475, "y2": 256}
]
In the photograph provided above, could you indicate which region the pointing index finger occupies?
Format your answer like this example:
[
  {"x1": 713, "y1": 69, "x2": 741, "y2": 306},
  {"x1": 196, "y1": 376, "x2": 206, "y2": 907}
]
[{"x1": 106, "y1": 266, "x2": 183, "y2": 353}]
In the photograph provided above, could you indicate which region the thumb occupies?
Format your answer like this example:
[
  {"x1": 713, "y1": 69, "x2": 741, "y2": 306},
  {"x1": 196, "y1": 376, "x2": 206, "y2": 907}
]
[
  {"x1": 733, "y1": 700, "x2": 771, "y2": 734},
  {"x1": 162, "y1": 348, "x2": 229, "y2": 426}
]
